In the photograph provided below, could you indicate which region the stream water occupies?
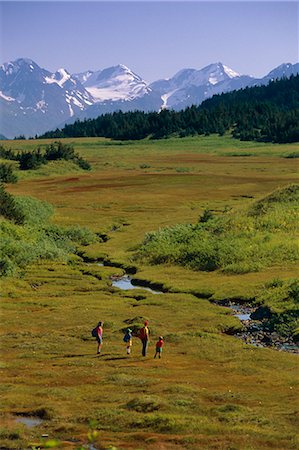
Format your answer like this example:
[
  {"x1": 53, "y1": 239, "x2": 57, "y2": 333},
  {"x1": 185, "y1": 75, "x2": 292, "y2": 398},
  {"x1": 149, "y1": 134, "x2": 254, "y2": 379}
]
[
  {"x1": 229, "y1": 304, "x2": 252, "y2": 321},
  {"x1": 15, "y1": 417, "x2": 43, "y2": 427},
  {"x1": 111, "y1": 274, "x2": 298, "y2": 354},
  {"x1": 111, "y1": 275, "x2": 162, "y2": 294}
]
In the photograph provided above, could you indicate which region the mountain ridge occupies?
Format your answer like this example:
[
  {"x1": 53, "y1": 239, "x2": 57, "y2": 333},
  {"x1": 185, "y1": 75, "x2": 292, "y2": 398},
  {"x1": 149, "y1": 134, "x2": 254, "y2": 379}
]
[{"x1": 1, "y1": 58, "x2": 298, "y2": 138}]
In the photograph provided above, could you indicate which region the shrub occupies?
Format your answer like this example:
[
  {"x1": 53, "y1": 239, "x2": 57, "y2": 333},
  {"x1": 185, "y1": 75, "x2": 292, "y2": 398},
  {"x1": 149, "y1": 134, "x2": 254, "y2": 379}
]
[
  {"x1": 0, "y1": 185, "x2": 25, "y2": 224},
  {"x1": 199, "y1": 208, "x2": 214, "y2": 223},
  {"x1": 18, "y1": 148, "x2": 46, "y2": 170},
  {"x1": 254, "y1": 279, "x2": 299, "y2": 338},
  {"x1": 44, "y1": 141, "x2": 91, "y2": 170},
  {"x1": 44, "y1": 225, "x2": 97, "y2": 247},
  {"x1": 0, "y1": 145, "x2": 17, "y2": 160},
  {"x1": 1, "y1": 141, "x2": 91, "y2": 172},
  {"x1": 0, "y1": 163, "x2": 18, "y2": 183},
  {"x1": 14, "y1": 196, "x2": 54, "y2": 225},
  {"x1": 136, "y1": 184, "x2": 299, "y2": 274},
  {"x1": 284, "y1": 152, "x2": 299, "y2": 159},
  {"x1": 0, "y1": 189, "x2": 98, "y2": 276}
]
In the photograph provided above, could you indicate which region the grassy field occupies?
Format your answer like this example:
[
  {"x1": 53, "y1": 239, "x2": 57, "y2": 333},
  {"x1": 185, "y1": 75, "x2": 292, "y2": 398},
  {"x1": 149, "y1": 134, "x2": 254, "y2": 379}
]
[{"x1": 1, "y1": 135, "x2": 298, "y2": 450}]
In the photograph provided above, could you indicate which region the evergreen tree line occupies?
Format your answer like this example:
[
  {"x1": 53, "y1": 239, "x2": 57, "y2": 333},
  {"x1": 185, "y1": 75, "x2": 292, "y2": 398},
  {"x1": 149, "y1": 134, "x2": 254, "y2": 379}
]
[
  {"x1": 39, "y1": 75, "x2": 299, "y2": 143},
  {"x1": 0, "y1": 141, "x2": 91, "y2": 172}
]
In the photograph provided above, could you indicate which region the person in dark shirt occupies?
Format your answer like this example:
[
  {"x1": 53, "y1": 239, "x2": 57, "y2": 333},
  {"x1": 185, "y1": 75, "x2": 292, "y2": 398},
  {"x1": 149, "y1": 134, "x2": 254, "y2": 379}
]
[{"x1": 139, "y1": 320, "x2": 150, "y2": 356}]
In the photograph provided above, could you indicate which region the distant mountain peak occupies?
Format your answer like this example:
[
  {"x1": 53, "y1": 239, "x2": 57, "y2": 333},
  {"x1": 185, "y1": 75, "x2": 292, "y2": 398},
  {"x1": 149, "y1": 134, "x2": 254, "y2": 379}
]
[
  {"x1": 222, "y1": 64, "x2": 240, "y2": 78},
  {"x1": 1, "y1": 58, "x2": 40, "y2": 75},
  {"x1": 15, "y1": 57, "x2": 36, "y2": 65},
  {"x1": 81, "y1": 63, "x2": 150, "y2": 102},
  {"x1": 1, "y1": 58, "x2": 298, "y2": 138}
]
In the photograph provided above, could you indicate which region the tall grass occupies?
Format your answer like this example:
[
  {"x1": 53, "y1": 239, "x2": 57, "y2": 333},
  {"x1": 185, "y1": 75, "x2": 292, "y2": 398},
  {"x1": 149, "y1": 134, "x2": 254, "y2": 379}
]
[
  {"x1": 136, "y1": 184, "x2": 299, "y2": 274},
  {"x1": 0, "y1": 189, "x2": 97, "y2": 276}
]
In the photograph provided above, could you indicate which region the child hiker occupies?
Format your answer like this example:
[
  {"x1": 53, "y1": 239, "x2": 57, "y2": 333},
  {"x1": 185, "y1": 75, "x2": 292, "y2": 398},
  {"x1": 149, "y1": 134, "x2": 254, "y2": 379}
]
[
  {"x1": 154, "y1": 336, "x2": 164, "y2": 359},
  {"x1": 123, "y1": 328, "x2": 133, "y2": 355}
]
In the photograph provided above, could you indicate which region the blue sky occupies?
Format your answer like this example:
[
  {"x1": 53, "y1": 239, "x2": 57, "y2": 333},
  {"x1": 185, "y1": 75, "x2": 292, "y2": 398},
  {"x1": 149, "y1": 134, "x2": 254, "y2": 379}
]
[{"x1": 0, "y1": 1, "x2": 298, "y2": 81}]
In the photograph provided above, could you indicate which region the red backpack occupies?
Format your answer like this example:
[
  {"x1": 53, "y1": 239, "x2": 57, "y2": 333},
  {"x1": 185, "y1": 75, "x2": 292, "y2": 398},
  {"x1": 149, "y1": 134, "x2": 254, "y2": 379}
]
[{"x1": 138, "y1": 326, "x2": 147, "y2": 340}]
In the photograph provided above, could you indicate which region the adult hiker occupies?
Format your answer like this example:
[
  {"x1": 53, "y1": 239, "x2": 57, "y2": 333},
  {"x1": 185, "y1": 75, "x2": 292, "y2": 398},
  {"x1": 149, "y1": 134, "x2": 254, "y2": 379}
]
[
  {"x1": 123, "y1": 328, "x2": 133, "y2": 355},
  {"x1": 154, "y1": 336, "x2": 164, "y2": 359},
  {"x1": 92, "y1": 321, "x2": 104, "y2": 355},
  {"x1": 139, "y1": 320, "x2": 150, "y2": 356}
]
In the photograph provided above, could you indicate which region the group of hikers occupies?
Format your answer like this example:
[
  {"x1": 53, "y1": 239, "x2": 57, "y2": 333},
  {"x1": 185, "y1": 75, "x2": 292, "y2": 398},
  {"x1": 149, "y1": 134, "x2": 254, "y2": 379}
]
[{"x1": 92, "y1": 320, "x2": 164, "y2": 358}]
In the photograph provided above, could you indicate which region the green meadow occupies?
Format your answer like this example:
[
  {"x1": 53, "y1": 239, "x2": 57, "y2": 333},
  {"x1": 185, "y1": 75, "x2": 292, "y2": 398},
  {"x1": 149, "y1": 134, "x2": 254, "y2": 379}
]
[{"x1": 1, "y1": 135, "x2": 298, "y2": 450}]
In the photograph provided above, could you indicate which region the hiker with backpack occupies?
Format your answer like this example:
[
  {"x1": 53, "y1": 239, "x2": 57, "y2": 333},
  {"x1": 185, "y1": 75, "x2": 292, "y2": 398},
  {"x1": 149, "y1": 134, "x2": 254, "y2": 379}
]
[
  {"x1": 154, "y1": 336, "x2": 164, "y2": 359},
  {"x1": 92, "y1": 321, "x2": 104, "y2": 354},
  {"x1": 139, "y1": 320, "x2": 150, "y2": 356},
  {"x1": 123, "y1": 328, "x2": 133, "y2": 355}
]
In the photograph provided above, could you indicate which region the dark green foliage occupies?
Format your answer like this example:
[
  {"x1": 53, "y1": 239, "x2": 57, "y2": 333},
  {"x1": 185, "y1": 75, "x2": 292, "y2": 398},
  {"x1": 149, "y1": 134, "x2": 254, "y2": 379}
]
[
  {"x1": 44, "y1": 141, "x2": 91, "y2": 169},
  {"x1": 0, "y1": 187, "x2": 98, "y2": 276},
  {"x1": 0, "y1": 163, "x2": 18, "y2": 183},
  {"x1": 255, "y1": 279, "x2": 299, "y2": 338},
  {"x1": 0, "y1": 184, "x2": 25, "y2": 224},
  {"x1": 18, "y1": 148, "x2": 46, "y2": 170},
  {"x1": 39, "y1": 75, "x2": 299, "y2": 144},
  {"x1": 14, "y1": 134, "x2": 26, "y2": 140},
  {"x1": 199, "y1": 209, "x2": 214, "y2": 223},
  {"x1": 0, "y1": 141, "x2": 91, "y2": 171},
  {"x1": 0, "y1": 144, "x2": 18, "y2": 161},
  {"x1": 45, "y1": 141, "x2": 76, "y2": 160},
  {"x1": 284, "y1": 152, "x2": 299, "y2": 159}
]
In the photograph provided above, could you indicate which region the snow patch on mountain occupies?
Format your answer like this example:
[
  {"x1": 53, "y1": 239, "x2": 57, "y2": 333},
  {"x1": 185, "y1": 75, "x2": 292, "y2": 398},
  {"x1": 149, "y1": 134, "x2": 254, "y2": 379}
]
[
  {"x1": 82, "y1": 64, "x2": 151, "y2": 102},
  {"x1": 45, "y1": 68, "x2": 71, "y2": 87},
  {"x1": 0, "y1": 90, "x2": 15, "y2": 102},
  {"x1": 160, "y1": 90, "x2": 177, "y2": 109},
  {"x1": 223, "y1": 65, "x2": 240, "y2": 78},
  {"x1": 1, "y1": 58, "x2": 298, "y2": 139}
]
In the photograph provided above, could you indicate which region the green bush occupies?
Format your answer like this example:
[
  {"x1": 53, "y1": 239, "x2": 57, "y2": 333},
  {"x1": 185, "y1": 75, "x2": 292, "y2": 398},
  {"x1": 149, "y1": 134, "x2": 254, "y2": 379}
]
[
  {"x1": 136, "y1": 184, "x2": 299, "y2": 274},
  {"x1": 0, "y1": 144, "x2": 17, "y2": 161},
  {"x1": 0, "y1": 141, "x2": 91, "y2": 172},
  {"x1": 44, "y1": 141, "x2": 91, "y2": 170},
  {"x1": 18, "y1": 148, "x2": 46, "y2": 170},
  {"x1": 0, "y1": 188, "x2": 98, "y2": 276},
  {"x1": 255, "y1": 279, "x2": 299, "y2": 338},
  {"x1": 44, "y1": 224, "x2": 97, "y2": 247},
  {"x1": 0, "y1": 185, "x2": 25, "y2": 224},
  {"x1": 0, "y1": 163, "x2": 18, "y2": 183},
  {"x1": 14, "y1": 196, "x2": 54, "y2": 225}
]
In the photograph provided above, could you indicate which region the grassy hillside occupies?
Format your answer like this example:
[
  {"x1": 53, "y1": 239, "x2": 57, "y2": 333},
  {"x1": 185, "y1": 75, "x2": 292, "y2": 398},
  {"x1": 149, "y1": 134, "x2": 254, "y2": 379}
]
[
  {"x1": 0, "y1": 135, "x2": 298, "y2": 450},
  {"x1": 136, "y1": 184, "x2": 299, "y2": 274}
]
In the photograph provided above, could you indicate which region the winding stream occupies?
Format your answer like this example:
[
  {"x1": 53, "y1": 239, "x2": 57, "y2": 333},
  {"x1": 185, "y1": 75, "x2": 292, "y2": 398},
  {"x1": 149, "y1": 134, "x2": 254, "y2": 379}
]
[
  {"x1": 111, "y1": 275, "x2": 162, "y2": 294},
  {"x1": 110, "y1": 273, "x2": 298, "y2": 354}
]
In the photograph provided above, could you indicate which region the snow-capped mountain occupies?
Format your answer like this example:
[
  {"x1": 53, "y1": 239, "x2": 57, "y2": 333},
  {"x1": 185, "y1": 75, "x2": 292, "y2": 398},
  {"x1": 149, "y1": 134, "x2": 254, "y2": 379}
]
[
  {"x1": 261, "y1": 63, "x2": 299, "y2": 84},
  {"x1": 1, "y1": 58, "x2": 298, "y2": 138},
  {"x1": 150, "y1": 62, "x2": 253, "y2": 110},
  {"x1": 0, "y1": 58, "x2": 94, "y2": 138},
  {"x1": 74, "y1": 64, "x2": 151, "y2": 102}
]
